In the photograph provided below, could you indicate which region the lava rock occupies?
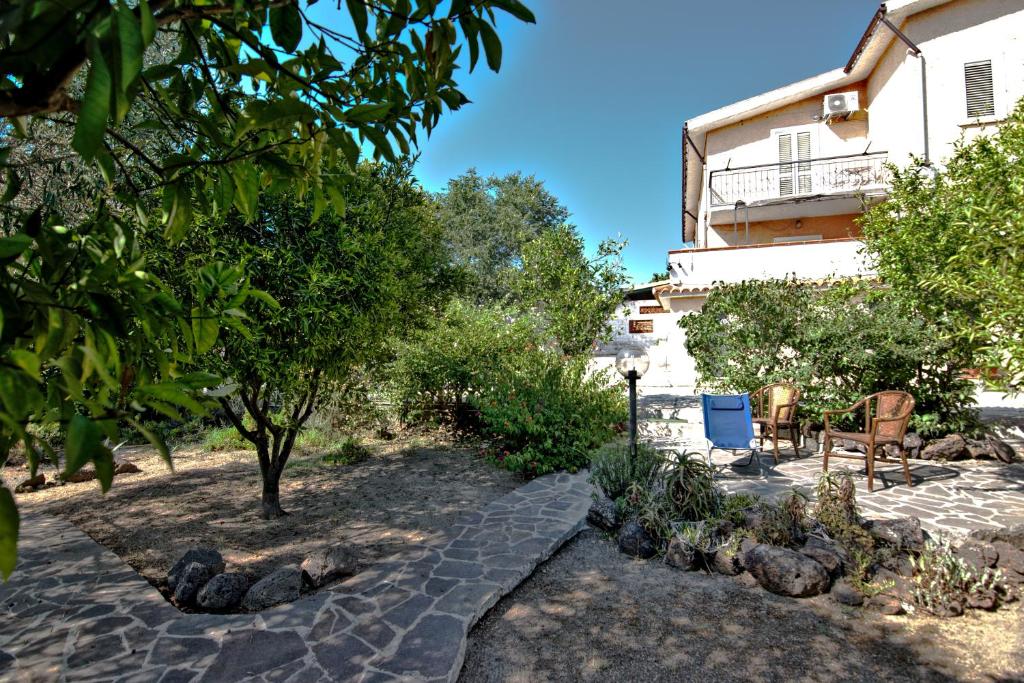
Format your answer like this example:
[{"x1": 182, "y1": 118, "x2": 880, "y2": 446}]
[
  {"x1": 800, "y1": 545, "x2": 844, "y2": 578},
  {"x1": 866, "y1": 593, "x2": 905, "y2": 615},
  {"x1": 743, "y1": 543, "x2": 830, "y2": 598},
  {"x1": 734, "y1": 537, "x2": 760, "y2": 570},
  {"x1": 617, "y1": 520, "x2": 657, "y2": 559},
  {"x1": 197, "y1": 572, "x2": 249, "y2": 611},
  {"x1": 970, "y1": 524, "x2": 1024, "y2": 551},
  {"x1": 114, "y1": 461, "x2": 142, "y2": 475},
  {"x1": 866, "y1": 517, "x2": 925, "y2": 553},
  {"x1": 986, "y1": 436, "x2": 1016, "y2": 464},
  {"x1": 712, "y1": 546, "x2": 743, "y2": 576},
  {"x1": 242, "y1": 567, "x2": 303, "y2": 611},
  {"x1": 902, "y1": 433, "x2": 924, "y2": 459},
  {"x1": 587, "y1": 496, "x2": 620, "y2": 532},
  {"x1": 991, "y1": 541, "x2": 1024, "y2": 580},
  {"x1": 60, "y1": 468, "x2": 97, "y2": 483},
  {"x1": 300, "y1": 545, "x2": 358, "y2": 588},
  {"x1": 831, "y1": 579, "x2": 865, "y2": 606},
  {"x1": 173, "y1": 562, "x2": 211, "y2": 607},
  {"x1": 920, "y1": 434, "x2": 967, "y2": 461},
  {"x1": 665, "y1": 535, "x2": 700, "y2": 571},
  {"x1": 168, "y1": 548, "x2": 225, "y2": 592},
  {"x1": 14, "y1": 473, "x2": 45, "y2": 493},
  {"x1": 954, "y1": 540, "x2": 999, "y2": 573}
]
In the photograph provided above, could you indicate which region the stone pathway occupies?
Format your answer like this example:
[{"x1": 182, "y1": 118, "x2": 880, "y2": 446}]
[
  {"x1": 0, "y1": 472, "x2": 593, "y2": 682},
  {"x1": 638, "y1": 389, "x2": 1024, "y2": 537}
]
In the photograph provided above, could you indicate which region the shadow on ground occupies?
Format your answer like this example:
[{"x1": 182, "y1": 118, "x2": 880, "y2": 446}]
[
  {"x1": 17, "y1": 440, "x2": 520, "y2": 587},
  {"x1": 459, "y1": 529, "x2": 1024, "y2": 683}
]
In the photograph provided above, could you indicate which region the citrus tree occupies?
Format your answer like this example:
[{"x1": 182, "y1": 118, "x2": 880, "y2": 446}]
[
  {"x1": 860, "y1": 99, "x2": 1024, "y2": 388},
  {"x1": 0, "y1": 0, "x2": 534, "y2": 576}
]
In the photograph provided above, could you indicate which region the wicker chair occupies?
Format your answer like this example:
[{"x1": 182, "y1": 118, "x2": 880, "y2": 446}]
[
  {"x1": 750, "y1": 383, "x2": 801, "y2": 463},
  {"x1": 822, "y1": 391, "x2": 915, "y2": 492}
]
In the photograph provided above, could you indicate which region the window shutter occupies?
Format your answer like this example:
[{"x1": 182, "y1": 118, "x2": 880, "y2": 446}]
[
  {"x1": 778, "y1": 133, "x2": 793, "y2": 196},
  {"x1": 796, "y1": 131, "x2": 812, "y2": 194},
  {"x1": 965, "y1": 60, "x2": 995, "y2": 117}
]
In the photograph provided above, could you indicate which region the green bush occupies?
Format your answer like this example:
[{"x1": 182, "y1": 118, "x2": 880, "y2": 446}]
[
  {"x1": 589, "y1": 439, "x2": 665, "y2": 500},
  {"x1": 911, "y1": 540, "x2": 1010, "y2": 616},
  {"x1": 474, "y1": 353, "x2": 626, "y2": 476},
  {"x1": 388, "y1": 301, "x2": 542, "y2": 428},
  {"x1": 662, "y1": 454, "x2": 723, "y2": 523},
  {"x1": 321, "y1": 436, "x2": 372, "y2": 466},
  {"x1": 680, "y1": 279, "x2": 979, "y2": 437},
  {"x1": 203, "y1": 427, "x2": 254, "y2": 452}
]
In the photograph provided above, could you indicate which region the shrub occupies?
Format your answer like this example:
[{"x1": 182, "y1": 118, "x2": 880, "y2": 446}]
[
  {"x1": 662, "y1": 454, "x2": 723, "y2": 522},
  {"x1": 589, "y1": 440, "x2": 665, "y2": 500},
  {"x1": 911, "y1": 539, "x2": 1010, "y2": 616},
  {"x1": 204, "y1": 427, "x2": 254, "y2": 452},
  {"x1": 321, "y1": 437, "x2": 372, "y2": 466},
  {"x1": 388, "y1": 301, "x2": 542, "y2": 428},
  {"x1": 475, "y1": 353, "x2": 626, "y2": 476},
  {"x1": 748, "y1": 491, "x2": 807, "y2": 547},
  {"x1": 720, "y1": 492, "x2": 760, "y2": 525},
  {"x1": 680, "y1": 279, "x2": 979, "y2": 437}
]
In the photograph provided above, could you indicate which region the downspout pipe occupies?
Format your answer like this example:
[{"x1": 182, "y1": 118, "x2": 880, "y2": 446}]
[{"x1": 878, "y1": 11, "x2": 930, "y2": 164}]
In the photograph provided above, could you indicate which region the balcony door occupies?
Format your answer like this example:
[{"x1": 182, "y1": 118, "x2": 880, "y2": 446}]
[{"x1": 775, "y1": 128, "x2": 813, "y2": 198}]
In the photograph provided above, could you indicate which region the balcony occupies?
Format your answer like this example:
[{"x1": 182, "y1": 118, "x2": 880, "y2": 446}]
[
  {"x1": 707, "y1": 152, "x2": 889, "y2": 225},
  {"x1": 665, "y1": 238, "x2": 874, "y2": 293}
]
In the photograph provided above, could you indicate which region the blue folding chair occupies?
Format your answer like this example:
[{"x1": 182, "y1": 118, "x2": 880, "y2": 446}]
[{"x1": 701, "y1": 393, "x2": 757, "y2": 467}]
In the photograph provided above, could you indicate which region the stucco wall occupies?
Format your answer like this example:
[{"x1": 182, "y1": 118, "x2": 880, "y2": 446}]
[
  {"x1": 693, "y1": 0, "x2": 1024, "y2": 248},
  {"x1": 593, "y1": 299, "x2": 698, "y2": 388},
  {"x1": 867, "y1": 0, "x2": 1024, "y2": 167}
]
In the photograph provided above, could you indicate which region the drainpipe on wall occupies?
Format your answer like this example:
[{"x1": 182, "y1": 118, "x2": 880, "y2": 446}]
[{"x1": 878, "y1": 11, "x2": 930, "y2": 164}]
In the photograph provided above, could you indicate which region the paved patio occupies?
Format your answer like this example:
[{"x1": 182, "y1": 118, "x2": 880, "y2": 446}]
[
  {"x1": 639, "y1": 389, "x2": 1024, "y2": 536},
  {"x1": 0, "y1": 472, "x2": 593, "y2": 682}
]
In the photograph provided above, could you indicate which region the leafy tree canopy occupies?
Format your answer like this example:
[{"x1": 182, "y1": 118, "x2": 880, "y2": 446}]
[
  {"x1": 680, "y1": 279, "x2": 978, "y2": 437},
  {"x1": 147, "y1": 160, "x2": 454, "y2": 518},
  {"x1": 0, "y1": 0, "x2": 533, "y2": 576},
  {"x1": 436, "y1": 168, "x2": 569, "y2": 302},
  {"x1": 860, "y1": 99, "x2": 1024, "y2": 388}
]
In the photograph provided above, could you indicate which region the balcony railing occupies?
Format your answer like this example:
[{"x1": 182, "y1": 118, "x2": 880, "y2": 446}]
[{"x1": 708, "y1": 152, "x2": 888, "y2": 207}]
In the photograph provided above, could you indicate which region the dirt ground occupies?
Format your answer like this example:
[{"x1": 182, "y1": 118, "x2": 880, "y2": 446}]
[
  {"x1": 3, "y1": 432, "x2": 519, "y2": 590},
  {"x1": 460, "y1": 529, "x2": 1024, "y2": 683}
]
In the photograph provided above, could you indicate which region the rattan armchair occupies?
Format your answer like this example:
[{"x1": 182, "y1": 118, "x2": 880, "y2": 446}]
[
  {"x1": 750, "y1": 382, "x2": 801, "y2": 463},
  {"x1": 822, "y1": 390, "x2": 915, "y2": 492}
]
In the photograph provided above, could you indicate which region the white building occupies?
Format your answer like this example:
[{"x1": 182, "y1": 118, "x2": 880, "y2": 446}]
[{"x1": 602, "y1": 0, "x2": 1024, "y2": 388}]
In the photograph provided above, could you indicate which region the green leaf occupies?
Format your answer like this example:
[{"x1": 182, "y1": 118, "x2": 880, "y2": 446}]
[
  {"x1": 94, "y1": 448, "x2": 115, "y2": 492},
  {"x1": 114, "y1": 2, "x2": 144, "y2": 93},
  {"x1": 64, "y1": 414, "x2": 103, "y2": 478},
  {"x1": 191, "y1": 307, "x2": 220, "y2": 354},
  {"x1": 491, "y1": 0, "x2": 536, "y2": 23},
  {"x1": 478, "y1": 20, "x2": 502, "y2": 71},
  {"x1": 72, "y1": 43, "x2": 112, "y2": 161},
  {"x1": 0, "y1": 234, "x2": 32, "y2": 260},
  {"x1": 139, "y1": 0, "x2": 156, "y2": 45},
  {"x1": 9, "y1": 350, "x2": 41, "y2": 380},
  {"x1": 345, "y1": 102, "x2": 391, "y2": 123},
  {"x1": 231, "y1": 163, "x2": 259, "y2": 220},
  {"x1": 269, "y1": 3, "x2": 303, "y2": 53},
  {"x1": 0, "y1": 487, "x2": 18, "y2": 581},
  {"x1": 346, "y1": 0, "x2": 368, "y2": 37},
  {"x1": 163, "y1": 181, "x2": 193, "y2": 242},
  {"x1": 359, "y1": 126, "x2": 395, "y2": 162}
]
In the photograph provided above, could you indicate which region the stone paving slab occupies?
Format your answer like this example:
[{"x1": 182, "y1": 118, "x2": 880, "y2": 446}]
[
  {"x1": 0, "y1": 472, "x2": 593, "y2": 682},
  {"x1": 638, "y1": 388, "x2": 1024, "y2": 537}
]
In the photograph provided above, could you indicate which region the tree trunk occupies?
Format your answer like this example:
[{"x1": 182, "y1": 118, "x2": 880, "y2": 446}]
[{"x1": 260, "y1": 468, "x2": 287, "y2": 519}]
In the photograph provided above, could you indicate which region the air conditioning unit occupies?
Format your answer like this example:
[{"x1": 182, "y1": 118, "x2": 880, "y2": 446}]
[{"x1": 823, "y1": 91, "x2": 860, "y2": 120}]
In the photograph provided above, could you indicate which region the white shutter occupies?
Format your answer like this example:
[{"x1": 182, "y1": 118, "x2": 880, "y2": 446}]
[
  {"x1": 778, "y1": 133, "x2": 793, "y2": 196},
  {"x1": 796, "y1": 131, "x2": 812, "y2": 194},
  {"x1": 965, "y1": 60, "x2": 995, "y2": 117}
]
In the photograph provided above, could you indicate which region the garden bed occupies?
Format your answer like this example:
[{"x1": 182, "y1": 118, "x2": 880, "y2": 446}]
[
  {"x1": 2, "y1": 431, "x2": 519, "y2": 603},
  {"x1": 460, "y1": 528, "x2": 1024, "y2": 682}
]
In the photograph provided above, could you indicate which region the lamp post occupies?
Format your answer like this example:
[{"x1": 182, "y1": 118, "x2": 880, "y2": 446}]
[{"x1": 615, "y1": 345, "x2": 649, "y2": 457}]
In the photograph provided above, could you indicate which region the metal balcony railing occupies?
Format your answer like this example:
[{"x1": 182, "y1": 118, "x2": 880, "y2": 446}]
[{"x1": 708, "y1": 152, "x2": 889, "y2": 207}]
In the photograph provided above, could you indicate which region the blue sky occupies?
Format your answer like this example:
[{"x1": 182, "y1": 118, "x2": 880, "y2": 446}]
[{"x1": 411, "y1": 1, "x2": 877, "y2": 283}]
